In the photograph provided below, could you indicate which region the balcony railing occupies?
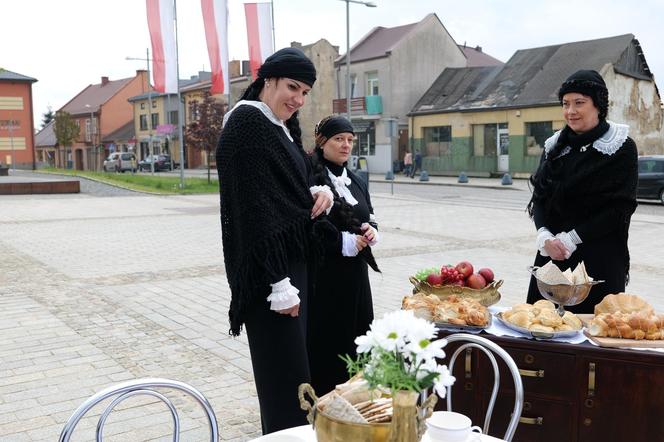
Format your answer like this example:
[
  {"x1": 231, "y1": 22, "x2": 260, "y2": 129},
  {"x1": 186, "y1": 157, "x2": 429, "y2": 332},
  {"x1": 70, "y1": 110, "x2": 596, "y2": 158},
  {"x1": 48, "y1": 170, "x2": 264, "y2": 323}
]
[{"x1": 333, "y1": 95, "x2": 382, "y2": 115}]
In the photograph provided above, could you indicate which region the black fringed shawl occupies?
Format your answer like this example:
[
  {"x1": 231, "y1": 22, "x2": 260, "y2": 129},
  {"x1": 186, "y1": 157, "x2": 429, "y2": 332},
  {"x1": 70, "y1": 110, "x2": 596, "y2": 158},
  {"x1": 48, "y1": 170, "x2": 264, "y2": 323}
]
[{"x1": 216, "y1": 105, "x2": 320, "y2": 335}]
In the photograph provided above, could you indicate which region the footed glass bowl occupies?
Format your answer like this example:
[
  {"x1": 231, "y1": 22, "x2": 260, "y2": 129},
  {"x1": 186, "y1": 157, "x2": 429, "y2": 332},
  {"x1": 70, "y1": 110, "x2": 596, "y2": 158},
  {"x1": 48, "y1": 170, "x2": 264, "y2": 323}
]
[{"x1": 527, "y1": 266, "x2": 603, "y2": 316}]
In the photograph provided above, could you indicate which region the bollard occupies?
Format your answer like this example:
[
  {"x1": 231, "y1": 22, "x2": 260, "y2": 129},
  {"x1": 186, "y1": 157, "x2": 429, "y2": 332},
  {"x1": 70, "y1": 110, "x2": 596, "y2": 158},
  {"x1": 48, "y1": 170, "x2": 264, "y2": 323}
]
[
  {"x1": 385, "y1": 170, "x2": 395, "y2": 180},
  {"x1": 419, "y1": 170, "x2": 430, "y2": 182},
  {"x1": 458, "y1": 172, "x2": 469, "y2": 183},
  {"x1": 501, "y1": 173, "x2": 513, "y2": 185}
]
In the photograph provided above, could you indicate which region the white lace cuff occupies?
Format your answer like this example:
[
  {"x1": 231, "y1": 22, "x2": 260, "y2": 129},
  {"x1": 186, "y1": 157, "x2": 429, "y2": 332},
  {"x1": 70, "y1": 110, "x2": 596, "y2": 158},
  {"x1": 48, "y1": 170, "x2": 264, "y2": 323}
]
[
  {"x1": 536, "y1": 227, "x2": 554, "y2": 257},
  {"x1": 568, "y1": 229, "x2": 582, "y2": 244},
  {"x1": 267, "y1": 277, "x2": 300, "y2": 310},
  {"x1": 310, "y1": 185, "x2": 333, "y2": 215},
  {"x1": 341, "y1": 231, "x2": 359, "y2": 257}
]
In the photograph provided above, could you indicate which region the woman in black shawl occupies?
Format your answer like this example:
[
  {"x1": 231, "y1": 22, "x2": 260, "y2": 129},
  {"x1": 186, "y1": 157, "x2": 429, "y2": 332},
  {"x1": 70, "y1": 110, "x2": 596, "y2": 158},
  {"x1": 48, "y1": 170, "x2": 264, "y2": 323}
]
[
  {"x1": 216, "y1": 47, "x2": 333, "y2": 434},
  {"x1": 307, "y1": 115, "x2": 380, "y2": 395},
  {"x1": 527, "y1": 70, "x2": 638, "y2": 313}
]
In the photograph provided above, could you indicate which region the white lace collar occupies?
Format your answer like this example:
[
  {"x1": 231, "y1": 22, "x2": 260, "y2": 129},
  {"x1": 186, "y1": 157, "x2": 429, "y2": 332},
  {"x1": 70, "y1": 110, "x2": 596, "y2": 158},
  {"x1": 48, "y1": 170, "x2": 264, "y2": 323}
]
[
  {"x1": 326, "y1": 167, "x2": 358, "y2": 206},
  {"x1": 222, "y1": 100, "x2": 293, "y2": 141},
  {"x1": 543, "y1": 121, "x2": 629, "y2": 159}
]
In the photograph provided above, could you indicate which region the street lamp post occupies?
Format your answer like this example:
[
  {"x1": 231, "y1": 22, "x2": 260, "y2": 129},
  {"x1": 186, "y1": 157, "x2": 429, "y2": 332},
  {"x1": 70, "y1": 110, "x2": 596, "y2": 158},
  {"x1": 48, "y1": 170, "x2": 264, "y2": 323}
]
[{"x1": 340, "y1": 0, "x2": 376, "y2": 121}]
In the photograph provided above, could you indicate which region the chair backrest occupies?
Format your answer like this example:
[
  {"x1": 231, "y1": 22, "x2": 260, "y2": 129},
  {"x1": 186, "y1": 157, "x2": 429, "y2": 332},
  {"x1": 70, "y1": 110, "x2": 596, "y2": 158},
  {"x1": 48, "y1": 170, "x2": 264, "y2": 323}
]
[
  {"x1": 58, "y1": 378, "x2": 219, "y2": 442},
  {"x1": 443, "y1": 333, "x2": 524, "y2": 442}
]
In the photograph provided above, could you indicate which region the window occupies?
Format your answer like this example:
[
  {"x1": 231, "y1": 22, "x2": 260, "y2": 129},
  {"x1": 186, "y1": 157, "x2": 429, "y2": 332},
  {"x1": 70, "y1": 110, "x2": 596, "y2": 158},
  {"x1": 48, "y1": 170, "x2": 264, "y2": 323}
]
[
  {"x1": 471, "y1": 124, "x2": 498, "y2": 156},
  {"x1": 366, "y1": 72, "x2": 379, "y2": 96},
  {"x1": 140, "y1": 115, "x2": 148, "y2": 131},
  {"x1": 140, "y1": 103, "x2": 145, "y2": 110},
  {"x1": 352, "y1": 121, "x2": 376, "y2": 156},
  {"x1": 525, "y1": 121, "x2": 553, "y2": 156},
  {"x1": 350, "y1": 75, "x2": 357, "y2": 98},
  {"x1": 152, "y1": 101, "x2": 157, "y2": 108},
  {"x1": 151, "y1": 113, "x2": 159, "y2": 129},
  {"x1": 423, "y1": 126, "x2": 452, "y2": 156},
  {"x1": 85, "y1": 118, "x2": 92, "y2": 142},
  {"x1": 189, "y1": 102, "x2": 200, "y2": 121},
  {"x1": 168, "y1": 110, "x2": 178, "y2": 125}
]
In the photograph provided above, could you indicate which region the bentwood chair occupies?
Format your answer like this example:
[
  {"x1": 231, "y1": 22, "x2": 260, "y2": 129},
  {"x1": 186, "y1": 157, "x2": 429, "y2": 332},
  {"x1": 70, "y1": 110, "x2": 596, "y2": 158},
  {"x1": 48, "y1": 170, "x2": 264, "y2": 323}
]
[
  {"x1": 58, "y1": 378, "x2": 219, "y2": 442},
  {"x1": 434, "y1": 333, "x2": 524, "y2": 442}
]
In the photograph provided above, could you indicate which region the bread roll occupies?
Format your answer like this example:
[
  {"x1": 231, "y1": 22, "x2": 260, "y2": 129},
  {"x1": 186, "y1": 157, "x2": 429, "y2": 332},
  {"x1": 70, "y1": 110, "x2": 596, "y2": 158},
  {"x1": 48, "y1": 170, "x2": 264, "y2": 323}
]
[
  {"x1": 506, "y1": 310, "x2": 531, "y2": 328},
  {"x1": 594, "y1": 293, "x2": 654, "y2": 316},
  {"x1": 533, "y1": 299, "x2": 556, "y2": 310},
  {"x1": 562, "y1": 311, "x2": 583, "y2": 330}
]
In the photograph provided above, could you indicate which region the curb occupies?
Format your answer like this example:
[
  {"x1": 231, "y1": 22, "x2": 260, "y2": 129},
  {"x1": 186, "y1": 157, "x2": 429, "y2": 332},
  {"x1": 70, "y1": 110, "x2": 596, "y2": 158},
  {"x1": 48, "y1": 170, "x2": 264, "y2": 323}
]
[{"x1": 369, "y1": 177, "x2": 526, "y2": 191}]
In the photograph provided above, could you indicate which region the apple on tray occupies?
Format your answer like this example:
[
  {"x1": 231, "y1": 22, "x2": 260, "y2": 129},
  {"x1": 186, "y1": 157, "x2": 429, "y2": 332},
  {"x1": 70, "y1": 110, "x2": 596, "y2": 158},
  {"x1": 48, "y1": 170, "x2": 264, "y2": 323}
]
[
  {"x1": 426, "y1": 272, "x2": 443, "y2": 286},
  {"x1": 455, "y1": 261, "x2": 474, "y2": 279},
  {"x1": 466, "y1": 273, "x2": 487, "y2": 289},
  {"x1": 478, "y1": 267, "x2": 495, "y2": 283}
]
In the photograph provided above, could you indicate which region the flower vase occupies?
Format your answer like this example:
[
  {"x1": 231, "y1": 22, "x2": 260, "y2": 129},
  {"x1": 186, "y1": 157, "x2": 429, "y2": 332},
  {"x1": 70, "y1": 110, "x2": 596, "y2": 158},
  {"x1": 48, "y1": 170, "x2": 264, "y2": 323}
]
[{"x1": 388, "y1": 390, "x2": 420, "y2": 442}]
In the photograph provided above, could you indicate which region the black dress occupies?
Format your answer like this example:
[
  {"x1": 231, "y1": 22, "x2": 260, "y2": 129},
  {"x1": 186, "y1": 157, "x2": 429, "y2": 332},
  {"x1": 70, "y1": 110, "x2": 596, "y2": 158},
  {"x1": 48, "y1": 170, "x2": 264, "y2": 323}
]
[
  {"x1": 308, "y1": 166, "x2": 375, "y2": 396},
  {"x1": 526, "y1": 122, "x2": 638, "y2": 313}
]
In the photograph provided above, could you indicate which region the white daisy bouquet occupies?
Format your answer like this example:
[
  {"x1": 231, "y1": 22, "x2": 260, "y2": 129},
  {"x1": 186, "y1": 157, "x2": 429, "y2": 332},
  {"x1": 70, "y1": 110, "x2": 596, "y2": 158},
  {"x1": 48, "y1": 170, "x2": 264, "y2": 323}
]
[{"x1": 342, "y1": 310, "x2": 456, "y2": 397}]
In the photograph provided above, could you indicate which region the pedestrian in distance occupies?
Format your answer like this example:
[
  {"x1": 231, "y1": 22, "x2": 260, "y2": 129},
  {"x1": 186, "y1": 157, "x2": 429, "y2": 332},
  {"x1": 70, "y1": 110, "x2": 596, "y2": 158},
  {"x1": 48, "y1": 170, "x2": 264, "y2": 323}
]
[
  {"x1": 307, "y1": 115, "x2": 381, "y2": 396},
  {"x1": 526, "y1": 69, "x2": 638, "y2": 312},
  {"x1": 215, "y1": 47, "x2": 334, "y2": 434},
  {"x1": 410, "y1": 149, "x2": 422, "y2": 178},
  {"x1": 403, "y1": 149, "x2": 413, "y2": 176}
]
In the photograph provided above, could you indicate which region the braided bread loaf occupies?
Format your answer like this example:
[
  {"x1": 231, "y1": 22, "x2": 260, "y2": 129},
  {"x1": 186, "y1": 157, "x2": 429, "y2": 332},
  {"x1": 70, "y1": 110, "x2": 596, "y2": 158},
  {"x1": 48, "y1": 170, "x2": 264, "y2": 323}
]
[{"x1": 588, "y1": 312, "x2": 664, "y2": 340}]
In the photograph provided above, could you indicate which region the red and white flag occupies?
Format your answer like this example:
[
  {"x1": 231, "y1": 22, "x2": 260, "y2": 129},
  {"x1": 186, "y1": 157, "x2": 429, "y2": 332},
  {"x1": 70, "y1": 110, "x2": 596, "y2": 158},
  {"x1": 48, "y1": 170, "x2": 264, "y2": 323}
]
[
  {"x1": 201, "y1": 0, "x2": 229, "y2": 94},
  {"x1": 146, "y1": 0, "x2": 178, "y2": 93},
  {"x1": 244, "y1": 2, "x2": 274, "y2": 79}
]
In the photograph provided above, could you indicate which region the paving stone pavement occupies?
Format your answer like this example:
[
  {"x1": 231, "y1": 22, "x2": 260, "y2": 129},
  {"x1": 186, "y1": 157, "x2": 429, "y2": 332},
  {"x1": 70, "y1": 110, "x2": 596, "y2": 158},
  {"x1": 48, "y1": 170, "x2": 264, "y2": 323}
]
[{"x1": 1, "y1": 189, "x2": 663, "y2": 441}]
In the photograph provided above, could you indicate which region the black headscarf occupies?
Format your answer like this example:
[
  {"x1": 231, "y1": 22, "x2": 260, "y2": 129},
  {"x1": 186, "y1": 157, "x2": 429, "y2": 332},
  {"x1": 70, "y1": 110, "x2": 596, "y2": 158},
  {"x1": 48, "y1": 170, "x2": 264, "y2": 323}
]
[
  {"x1": 257, "y1": 47, "x2": 317, "y2": 86},
  {"x1": 314, "y1": 115, "x2": 354, "y2": 148},
  {"x1": 558, "y1": 70, "x2": 609, "y2": 120}
]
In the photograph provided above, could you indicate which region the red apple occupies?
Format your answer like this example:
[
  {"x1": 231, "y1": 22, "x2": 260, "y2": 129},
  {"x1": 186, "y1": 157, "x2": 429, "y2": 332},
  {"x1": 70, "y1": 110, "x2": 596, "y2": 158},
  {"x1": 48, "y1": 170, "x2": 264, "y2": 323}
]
[
  {"x1": 452, "y1": 279, "x2": 466, "y2": 287},
  {"x1": 426, "y1": 273, "x2": 443, "y2": 286},
  {"x1": 455, "y1": 261, "x2": 474, "y2": 279},
  {"x1": 466, "y1": 273, "x2": 487, "y2": 289},
  {"x1": 478, "y1": 268, "x2": 495, "y2": 283}
]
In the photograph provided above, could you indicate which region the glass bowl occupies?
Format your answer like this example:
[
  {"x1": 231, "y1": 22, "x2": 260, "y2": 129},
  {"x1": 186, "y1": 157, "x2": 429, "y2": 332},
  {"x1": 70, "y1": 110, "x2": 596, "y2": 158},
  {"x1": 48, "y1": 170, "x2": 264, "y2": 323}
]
[{"x1": 527, "y1": 266, "x2": 604, "y2": 316}]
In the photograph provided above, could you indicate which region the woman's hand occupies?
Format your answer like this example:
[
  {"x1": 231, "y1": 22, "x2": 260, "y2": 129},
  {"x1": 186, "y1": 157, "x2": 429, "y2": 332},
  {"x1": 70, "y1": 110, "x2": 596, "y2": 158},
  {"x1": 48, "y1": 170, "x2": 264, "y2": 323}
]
[
  {"x1": 355, "y1": 234, "x2": 369, "y2": 252},
  {"x1": 543, "y1": 238, "x2": 568, "y2": 261},
  {"x1": 311, "y1": 189, "x2": 333, "y2": 218},
  {"x1": 361, "y1": 223, "x2": 378, "y2": 245},
  {"x1": 277, "y1": 303, "x2": 300, "y2": 317}
]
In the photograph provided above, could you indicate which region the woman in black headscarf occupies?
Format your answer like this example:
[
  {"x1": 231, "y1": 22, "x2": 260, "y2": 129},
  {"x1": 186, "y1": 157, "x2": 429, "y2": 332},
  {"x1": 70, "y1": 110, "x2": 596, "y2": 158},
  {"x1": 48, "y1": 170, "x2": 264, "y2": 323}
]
[
  {"x1": 216, "y1": 47, "x2": 333, "y2": 433},
  {"x1": 526, "y1": 70, "x2": 638, "y2": 312},
  {"x1": 307, "y1": 115, "x2": 380, "y2": 395}
]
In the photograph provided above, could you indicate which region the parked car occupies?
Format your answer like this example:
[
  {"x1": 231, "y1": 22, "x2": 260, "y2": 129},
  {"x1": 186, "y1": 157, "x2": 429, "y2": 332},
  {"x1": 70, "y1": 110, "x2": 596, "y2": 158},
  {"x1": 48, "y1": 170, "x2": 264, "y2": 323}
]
[
  {"x1": 103, "y1": 152, "x2": 137, "y2": 173},
  {"x1": 637, "y1": 155, "x2": 664, "y2": 204},
  {"x1": 138, "y1": 154, "x2": 178, "y2": 172}
]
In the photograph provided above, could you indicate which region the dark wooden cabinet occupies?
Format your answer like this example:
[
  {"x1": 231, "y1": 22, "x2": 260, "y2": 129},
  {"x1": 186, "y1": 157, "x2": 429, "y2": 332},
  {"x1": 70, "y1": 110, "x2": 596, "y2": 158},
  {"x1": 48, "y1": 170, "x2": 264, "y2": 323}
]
[{"x1": 436, "y1": 333, "x2": 664, "y2": 441}]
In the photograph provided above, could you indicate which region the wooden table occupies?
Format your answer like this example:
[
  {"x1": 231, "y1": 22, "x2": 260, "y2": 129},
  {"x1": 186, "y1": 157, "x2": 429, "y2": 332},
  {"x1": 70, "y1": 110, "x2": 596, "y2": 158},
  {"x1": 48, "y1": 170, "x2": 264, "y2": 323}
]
[
  {"x1": 249, "y1": 424, "x2": 507, "y2": 441},
  {"x1": 438, "y1": 331, "x2": 664, "y2": 441}
]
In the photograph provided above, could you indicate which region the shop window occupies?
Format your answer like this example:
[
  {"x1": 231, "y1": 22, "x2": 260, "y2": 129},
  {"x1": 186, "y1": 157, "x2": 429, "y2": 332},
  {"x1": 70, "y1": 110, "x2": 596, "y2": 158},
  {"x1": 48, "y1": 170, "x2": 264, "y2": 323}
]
[
  {"x1": 423, "y1": 126, "x2": 452, "y2": 156},
  {"x1": 525, "y1": 121, "x2": 553, "y2": 156},
  {"x1": 351, "y1": 121, "x2": 376, "y2": 156},
  {"x1": 471, "y1": 124, "x2": 498, "y2": 156}
]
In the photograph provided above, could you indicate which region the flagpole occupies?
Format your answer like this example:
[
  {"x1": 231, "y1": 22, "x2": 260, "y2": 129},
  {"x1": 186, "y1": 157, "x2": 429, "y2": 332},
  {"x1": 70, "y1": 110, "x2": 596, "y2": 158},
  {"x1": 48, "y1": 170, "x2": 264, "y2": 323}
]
[
  {"x1": 270, "y1": 0, "x2": 275, "y2": 52},
  {"x1": 173, "y1": 0, "x2": 186, "y2": 189}
]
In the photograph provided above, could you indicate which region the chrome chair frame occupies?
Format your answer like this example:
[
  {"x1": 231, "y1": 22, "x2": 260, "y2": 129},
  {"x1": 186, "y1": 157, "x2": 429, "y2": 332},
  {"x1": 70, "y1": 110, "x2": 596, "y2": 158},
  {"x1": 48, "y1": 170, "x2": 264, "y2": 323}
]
[
  {"x1": 444, "y1": 333, "x2": 524, "y2": 442},
  {"x1": 58, "y1": 378, "x2": 219, "y2": 442}
]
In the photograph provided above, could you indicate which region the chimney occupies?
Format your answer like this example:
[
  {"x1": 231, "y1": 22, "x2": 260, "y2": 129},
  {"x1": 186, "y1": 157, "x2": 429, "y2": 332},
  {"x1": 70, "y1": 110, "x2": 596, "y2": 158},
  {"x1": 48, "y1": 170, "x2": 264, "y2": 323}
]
[
  {"x1": 229, "y1": 60, "x2": 241, "y2": 79},
  {"x1": 241, "y1": 60, "x2": 250, "y2": 76},
  {"x1": 291, "y1": 41, "x2": 302, "y2": 48},
  {"x1": 475, "y1": 46, "x2": 482, "y2": 52},
  {"x1": 101, "y1": 76, "x2": 109, "y2": 86}
]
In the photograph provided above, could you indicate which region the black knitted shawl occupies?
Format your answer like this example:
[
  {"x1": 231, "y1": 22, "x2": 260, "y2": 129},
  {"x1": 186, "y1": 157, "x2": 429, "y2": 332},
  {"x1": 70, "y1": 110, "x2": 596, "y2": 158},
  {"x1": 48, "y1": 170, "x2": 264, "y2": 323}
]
[{"x1": 216, "y1": 105, "x2": 319, "y2": 336}]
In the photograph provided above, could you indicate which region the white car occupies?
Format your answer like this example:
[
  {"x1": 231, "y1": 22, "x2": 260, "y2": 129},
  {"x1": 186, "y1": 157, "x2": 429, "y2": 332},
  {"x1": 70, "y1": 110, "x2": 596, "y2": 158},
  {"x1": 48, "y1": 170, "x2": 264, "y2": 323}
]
[{"x1": 103, "y1": 152, "x2": 137, "y2": 173}]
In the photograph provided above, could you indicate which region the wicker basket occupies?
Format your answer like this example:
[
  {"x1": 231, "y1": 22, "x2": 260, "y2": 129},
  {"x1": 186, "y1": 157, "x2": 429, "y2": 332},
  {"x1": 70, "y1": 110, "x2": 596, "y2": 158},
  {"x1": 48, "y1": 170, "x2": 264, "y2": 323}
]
[{"x1": 409, "y1": 276, "x2": 502, "y2": 307}]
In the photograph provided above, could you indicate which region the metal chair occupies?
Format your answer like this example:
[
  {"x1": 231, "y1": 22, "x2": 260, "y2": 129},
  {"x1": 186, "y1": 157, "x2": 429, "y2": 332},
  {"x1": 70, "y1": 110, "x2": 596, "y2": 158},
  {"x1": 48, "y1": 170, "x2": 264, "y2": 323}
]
[
  {"x1": 58, "y1": 378, "x2": 219, "y2": 442},
  {"x1": 441, "y1": 333, "x2": 524, "y2": 442}
]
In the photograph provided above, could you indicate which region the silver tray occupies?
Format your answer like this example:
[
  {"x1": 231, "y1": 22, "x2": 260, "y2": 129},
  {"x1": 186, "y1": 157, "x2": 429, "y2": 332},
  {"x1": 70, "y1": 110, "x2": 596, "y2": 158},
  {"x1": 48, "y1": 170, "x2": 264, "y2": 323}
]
[
  {"x1": 495, "y1": 312, "x2": 582, "y2": 339},
  {"x1": 435, "y1": 313, "x2": 492, "y2": 332}
]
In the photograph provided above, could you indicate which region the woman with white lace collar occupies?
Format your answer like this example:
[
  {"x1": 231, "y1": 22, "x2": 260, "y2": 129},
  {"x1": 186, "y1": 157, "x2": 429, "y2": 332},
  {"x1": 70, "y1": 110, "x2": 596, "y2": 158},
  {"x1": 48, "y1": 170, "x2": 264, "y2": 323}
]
[
  {"x1": 216, "y1": 47, "x2": 334, "y2": 434},
  {"x1": 307, "y1": 115, "x2": 380, "y2": 396},
  {"x1": 526, "y1": 69, "x2": 638, "y2": 313}
]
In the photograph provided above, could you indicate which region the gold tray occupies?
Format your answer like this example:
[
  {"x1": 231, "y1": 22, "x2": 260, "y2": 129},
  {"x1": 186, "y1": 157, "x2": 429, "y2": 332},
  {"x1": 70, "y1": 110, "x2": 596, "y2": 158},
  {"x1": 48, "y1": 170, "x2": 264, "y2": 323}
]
[{"x1": 409, "y1": 276, "x2": 502, "y2": 307}]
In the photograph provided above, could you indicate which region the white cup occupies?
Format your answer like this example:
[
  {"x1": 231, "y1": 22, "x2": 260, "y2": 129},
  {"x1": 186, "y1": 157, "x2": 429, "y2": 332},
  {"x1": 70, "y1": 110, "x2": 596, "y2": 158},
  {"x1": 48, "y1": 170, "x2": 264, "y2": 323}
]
[{"x1": 426, "y1": 411, "x2": 482, "y2": 442}]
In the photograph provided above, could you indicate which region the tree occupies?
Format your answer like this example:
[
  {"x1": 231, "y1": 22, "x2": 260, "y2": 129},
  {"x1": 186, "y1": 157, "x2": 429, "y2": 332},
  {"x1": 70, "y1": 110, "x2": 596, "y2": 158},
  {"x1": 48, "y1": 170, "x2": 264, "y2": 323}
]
[
  {"x1": 54, "y1": 111, "x2": 80, "y2": 169},
  {"x1": 41, "y1": 106, "x2": 54, "y2": 129},
  {"x1": 184, "y1": 92, "x2": 226, "y2": 183}
]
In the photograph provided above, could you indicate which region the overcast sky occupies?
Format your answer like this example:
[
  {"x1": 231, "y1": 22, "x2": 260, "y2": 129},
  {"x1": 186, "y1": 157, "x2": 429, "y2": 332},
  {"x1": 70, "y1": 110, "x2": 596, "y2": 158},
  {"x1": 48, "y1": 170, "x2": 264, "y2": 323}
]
[{"x1": 3, "y1": 0, "x2": 662, "y2": 129}]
